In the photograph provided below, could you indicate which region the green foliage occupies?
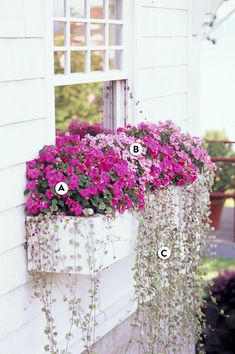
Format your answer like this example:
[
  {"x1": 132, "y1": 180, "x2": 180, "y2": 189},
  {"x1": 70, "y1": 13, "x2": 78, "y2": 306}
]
[
  {"x1": 54, "y1": 42, "x2": 104, "y2": 133},
  {"x1": 204, "y1": 130, "x2": 235, "y2": 193},
  {"x1": 203, "y1": 257, "x2": 235, "y2": 281}
]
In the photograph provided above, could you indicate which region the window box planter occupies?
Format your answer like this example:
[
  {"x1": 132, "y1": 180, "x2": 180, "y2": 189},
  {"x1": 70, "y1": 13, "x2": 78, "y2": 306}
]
[{"x1": 26, "y1": 211, "x2": 138, "y2": 275}]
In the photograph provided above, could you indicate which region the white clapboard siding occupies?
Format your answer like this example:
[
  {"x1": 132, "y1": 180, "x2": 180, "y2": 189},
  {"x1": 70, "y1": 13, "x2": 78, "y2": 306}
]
[
  {"x1": 141, "y1": 8, "x2": 188, "y2": 37},
  {"x1": 0, "y1": 315, "x2": 45, "y2": 354},
  {"x1": 0, "y1": 39, "x2": 44, "y2": 82},
  {"x1": 139, "y1": 37, "x2": 188, "y2": 68},
  {"x1": 141, "y1": 93, "x2": 188, "y2": 123},
  {"x1": 142, "y1": 0, "x2": 188, "y2": 9},
  {"x1": 0, "y1": 79, "x2": 46, "y2": 126},
  {"x1": 0, "y1": 245, "x2": 29, "y2": 296},
  {"x1": 0, "y1": 206, "x2": 25, "y2": 253},
  {"x1": 0, "y1": 281, "x2": 38, "y2": 339},
  {"x1": 138, "y1": 66, "x2": 188, "y2": 100},
  {"x1": 136, "y1": 0, "x2": 190, "y2": 129},
  {"x1": 0, "y1": 164, "x2": 26, "y2": 213},
  {"x1": 0, "y1": 0, "x2": 44, "y2": 38},
  {"x1": 0, "y1": 119, "x2": 46, "y2": 169}
]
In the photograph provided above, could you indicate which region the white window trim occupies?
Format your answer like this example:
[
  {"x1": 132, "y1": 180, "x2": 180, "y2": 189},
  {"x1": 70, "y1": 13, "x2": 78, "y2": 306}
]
[
  {"x1": 44, "y1": 0, "x2": 134, "y2": 138},
  {"x1": 53, "y1": 0, "x2": 127, "y2": 86}
]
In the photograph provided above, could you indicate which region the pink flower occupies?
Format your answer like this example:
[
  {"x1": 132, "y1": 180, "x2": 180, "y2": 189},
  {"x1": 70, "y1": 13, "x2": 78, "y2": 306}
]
[
  {"x1": 45, "y1": 189, "x2": 54, "y2": 200},
  {"x1": 69, "y1": 174, "x2": 79, "y2": 190},
  {"x1": 69, "y1": 201, "x2": 83, "y2": 216},
  {"x1": 27, "y1": 168, "x2": 40, "y2": 180},
  {"x1": 27, "y1": 181, "x2": 36, "y2": 191}
]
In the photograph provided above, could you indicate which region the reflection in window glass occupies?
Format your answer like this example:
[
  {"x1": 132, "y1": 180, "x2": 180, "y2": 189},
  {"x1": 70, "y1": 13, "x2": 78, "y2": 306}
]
[
  {"x1": 109, "y1": 24, "x2": 122, "y2": 46},
  {"x1": 91, "y1": 51, "x2": 104, "y2": 71},
  {"x1": 109, "y1": 50, "x2": 122, "y2": 70},
  {"x1": 71, "y1": 51, "x2": 85, "y2": 73},
  {"x1": 70, "y1": 0, "x2": 85, "y2": 17},
  {"x1": 53, "y1": 0, "x2": 65, "y2": 17},
  {"x1": 54, "y1": 21, "x2": 65, "y2": 46},
  {"x1": 90, "y1": 0, "x2": 104, "y2": 19},
  {"x1": 55, "y1": 83, "x2": 104, "y2": 133},
  {"x1": 109, "y1": 0, "x2": 122, "y2": 20},
  {"x1": 70, "y1": 22, "x2": 86, "y2": 46},
  {"x1": 54, "y1": 51, "x2": 65, "y2": 74},
  {"x1": 90, "y1": 23, "x2": 105, "y2": 46}
]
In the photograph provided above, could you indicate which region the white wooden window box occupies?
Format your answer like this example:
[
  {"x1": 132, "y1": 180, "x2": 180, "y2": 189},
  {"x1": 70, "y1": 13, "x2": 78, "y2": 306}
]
[{"x1": 26, "y1": 211, "x2": 138, "y2": 275}]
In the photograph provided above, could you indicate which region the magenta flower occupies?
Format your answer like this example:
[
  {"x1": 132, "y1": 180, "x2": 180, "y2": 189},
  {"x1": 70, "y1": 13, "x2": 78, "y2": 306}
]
[{"x1": 27, "y1": 168, "x2": 40, "y2": 180}]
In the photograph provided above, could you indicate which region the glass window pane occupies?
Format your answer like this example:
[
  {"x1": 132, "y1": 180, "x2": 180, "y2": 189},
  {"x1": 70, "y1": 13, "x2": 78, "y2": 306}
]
[
  {"x1": 54, "y1": 21, "x2": 65, "y2": 46},
  {"x1": 70, "y1": 0, "x2": 85, "y2": 17},
  {"x1": 53, "y1": 0, "x2": 65, "y2": 17},
  {"x1": 55, "y1": 82, "x2": 104, "y2": 133},
  {"x1": 71, "y1": 51, "x2": 86, "y2": 73},
  {"x1": 109, "y1": 0, "x2": 122, "y2": 20},
  {"x1": 91, "y1": 50, "x2": 104, "y2": 71},
  {"x1": 109, "y1": 50, "x2": 122, "y2": 70},
  {"x1": 70, "y1": 22, "x2": 86, "y2": 46},
  {"x1": 109, "y1": 24, "x2": 122, "y2": 46},
  {"x1": 90, "y1": 0, "x2": 104, "y2": 19},
  {"x1": 91, "y1": 23, "x2": 105, "y2": 46},
  {"x1": 54, "y1": 51, "x2": 65, "y2": 74}
]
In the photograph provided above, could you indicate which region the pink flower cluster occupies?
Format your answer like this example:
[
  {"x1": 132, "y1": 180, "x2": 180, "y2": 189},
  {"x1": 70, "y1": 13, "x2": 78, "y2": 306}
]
[
  {"x1": 25, "y1": 120, "x2": 215, "y2": 216},
  {"x1": 67, "y1": 120, "x2": 111, "y2": 138}
]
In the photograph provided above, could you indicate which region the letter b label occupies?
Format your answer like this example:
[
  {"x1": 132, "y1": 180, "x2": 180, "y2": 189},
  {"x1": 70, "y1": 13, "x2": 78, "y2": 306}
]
[{"x1": 130, "y1": 143, "x2": 143, "y2": 156}]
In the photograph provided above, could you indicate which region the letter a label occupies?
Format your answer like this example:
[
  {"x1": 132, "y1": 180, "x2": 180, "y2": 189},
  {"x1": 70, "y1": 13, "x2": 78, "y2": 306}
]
[{"x1": 55, "y1": 182, "x2": 69, "y2": 195}]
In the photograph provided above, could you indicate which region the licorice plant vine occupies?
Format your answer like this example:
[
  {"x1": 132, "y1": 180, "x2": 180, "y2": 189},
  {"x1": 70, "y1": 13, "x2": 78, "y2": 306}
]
[{"x1": 131, "y1": 171, "x2": 214, "y2": 354}]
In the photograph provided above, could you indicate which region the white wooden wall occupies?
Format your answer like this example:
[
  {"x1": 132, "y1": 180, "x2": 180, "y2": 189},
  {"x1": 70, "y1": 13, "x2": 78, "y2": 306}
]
[
  {"x1": 0, "y1": 1, "x2": 210, "y2": 353},
  {"x1": 0, "y1": 1, "x2": 54, "y2": 353},
  {"x1": 135, "y1": 0, "x2": 194, "y2": 132}
]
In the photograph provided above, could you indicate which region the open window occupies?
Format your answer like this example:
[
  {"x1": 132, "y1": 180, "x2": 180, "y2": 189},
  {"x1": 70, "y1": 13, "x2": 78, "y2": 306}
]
[{"x1": 53, "y1": 0, "x2": 127, "y2": 133}]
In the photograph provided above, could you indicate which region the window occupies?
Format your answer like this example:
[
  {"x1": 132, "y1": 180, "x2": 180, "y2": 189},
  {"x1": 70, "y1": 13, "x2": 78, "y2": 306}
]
[
  {"x1": 53, "y1": 0, "x2": 125, "y2": 80},
  {"x1": 53, "y1": 0, "x2": 127, "y2": 133}
]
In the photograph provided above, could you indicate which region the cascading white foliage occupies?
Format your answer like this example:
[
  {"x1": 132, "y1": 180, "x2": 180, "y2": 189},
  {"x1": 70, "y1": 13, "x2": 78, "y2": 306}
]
[{"x1": 131, "y1": 172, "x2": 213, "y2": 354}]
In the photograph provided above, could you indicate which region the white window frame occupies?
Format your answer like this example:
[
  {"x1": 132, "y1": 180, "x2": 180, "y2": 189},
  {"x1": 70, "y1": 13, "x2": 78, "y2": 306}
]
[
  {"x1": 45, "y1": 0, "x2": 132, "y2": 138},
  {"x1": 53, "y1": 0, "x2": 128, "y2": 86}
]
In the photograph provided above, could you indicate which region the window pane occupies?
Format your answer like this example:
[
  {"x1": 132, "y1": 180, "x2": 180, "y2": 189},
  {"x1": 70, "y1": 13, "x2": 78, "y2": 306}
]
[
  {"x1": 70, "y1": 0, "x2": 85, "y2": 17},
  {"x1": 90, "y1": 0, "x2": 104, "y2": 19},
  {"x1": 109, "y1": 0, "x2": 122, "y2": 20},
  {"x1": 54, "y1": 51, "x2": 65, "y2": 74},
  {"x1": 54, "y1": 21, "x2": 65, "y2": 46},
  {"x1": 71, "y1": 51, "x2": 86, "y2": 73},
  {"x1": 71, "y1": 22, "x2": 86, "y2": 46},
  {"x1": 91, "y1": 51, "x2": 104, "y2": 71},
  {"x1": 109, "y1": 50, "x2": 122, "y2": 70},
  {"x1": 109, "y1": 24, "x2": 122, "y2": 45},
  {"x1": 53, "y1": 0, "x2": 65, "y2": 17},
  {"x1": 55, "y1": 82, "x2": 104, "y2": 133},
  {"x1": 91, "y1": 23, "x2": 105, "y2": 46}
]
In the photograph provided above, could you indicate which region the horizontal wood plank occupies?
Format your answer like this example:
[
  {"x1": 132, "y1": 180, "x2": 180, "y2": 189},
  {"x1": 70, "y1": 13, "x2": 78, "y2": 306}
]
[
  {"x1": 140, "y1": 93, "x2": 188, "y2": 123},
  {"x1": 0, "y1": 164, "x2": 26, "y2": 213},
  {"x1": 141, "y1": 8, "x2": 188, "y2": 37},
  {"x1": 0, "y1": 118, "x2": 47, "y2": 169},
  {"x1": 142, "y1": 0, "x2": 188, "y2": 10},
  {"x1": 0, "y1": 206, "x2": 25, "y2": 254},
  {"x1": 0, "y1": 245, "x2": 29, "y2": 296},
  {"x1": 0, "y1": 0, "x2": 44, "y2": 38},
  {"x1": 139, "y1": 37, "x2": 188, "y2": 68},
  {"x1": 138, "y1": 66, "x2": 188, "y2": 99},
  {"x1": 0, "y1": 79, "x2": 46, "y2": 126},
  {"x1": 0, "y1": 38, "x2": 44, "y2": 82}
]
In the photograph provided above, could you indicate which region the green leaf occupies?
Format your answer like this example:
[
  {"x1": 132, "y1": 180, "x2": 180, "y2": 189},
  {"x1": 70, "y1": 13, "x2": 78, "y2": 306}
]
[
  {"x1": 24, "y1": 189, "x2": 30, "y2": 196},
  {"x1": 98, "y1": 202, "x2": 106, "y2": 210},
  {"x1": 52, "y1": 199, "x2": 58, "y2": 205}
]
